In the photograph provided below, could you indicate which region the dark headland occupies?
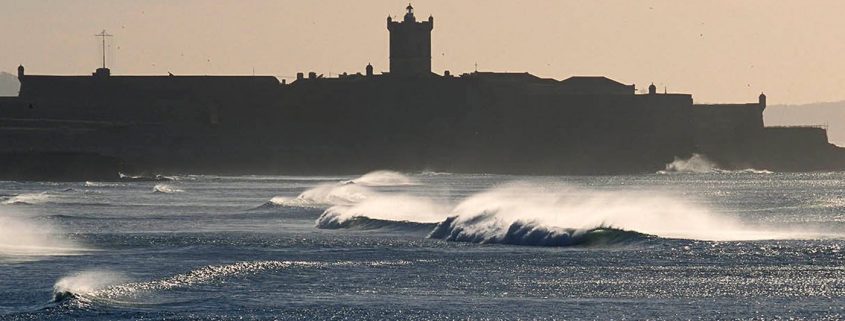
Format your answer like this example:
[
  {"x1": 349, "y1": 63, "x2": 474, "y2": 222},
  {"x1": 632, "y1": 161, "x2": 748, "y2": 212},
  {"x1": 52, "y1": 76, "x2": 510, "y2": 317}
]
[{"x1": 1, "y1": 5, "x2": 843, "y2": 181}]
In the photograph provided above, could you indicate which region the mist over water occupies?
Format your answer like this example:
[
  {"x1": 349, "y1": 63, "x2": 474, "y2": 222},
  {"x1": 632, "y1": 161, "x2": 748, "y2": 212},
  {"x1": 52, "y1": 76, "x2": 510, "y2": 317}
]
[{"x1": 0, "y1": 211, "x2": 86, "y2": 259}]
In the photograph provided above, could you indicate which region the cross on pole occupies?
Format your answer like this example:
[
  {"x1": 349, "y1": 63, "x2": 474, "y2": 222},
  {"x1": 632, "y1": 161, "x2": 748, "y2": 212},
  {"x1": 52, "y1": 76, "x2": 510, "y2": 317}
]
[{"x1": 95, "y1": 30, "x2": 113, "y2": 69}]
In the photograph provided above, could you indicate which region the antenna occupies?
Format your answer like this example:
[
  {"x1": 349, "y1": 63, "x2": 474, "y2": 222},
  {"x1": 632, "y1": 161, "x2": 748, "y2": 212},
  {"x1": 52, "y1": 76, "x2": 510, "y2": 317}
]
[{"x1": 95, "y1": 30, "x2": 113, "y2": 69}]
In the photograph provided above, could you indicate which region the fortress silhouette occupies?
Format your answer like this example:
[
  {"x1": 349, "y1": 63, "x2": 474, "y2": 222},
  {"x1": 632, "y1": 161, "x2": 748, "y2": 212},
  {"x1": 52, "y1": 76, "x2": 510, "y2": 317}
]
[{"x1": 0, "y1": 5, "x2": 843, "y2": 180}]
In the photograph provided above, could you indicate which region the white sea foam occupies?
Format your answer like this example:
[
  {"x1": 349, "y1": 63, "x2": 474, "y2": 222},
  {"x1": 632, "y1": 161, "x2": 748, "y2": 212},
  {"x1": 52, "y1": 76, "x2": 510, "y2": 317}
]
[
  {"x1": 153, "y1": 184, "x2": 184, "y2": 194},
  {"x1": 420, "y1": 170, "x2": 453, "y2": 176},
  {"x1": 84, "y1": 181, "x2": 121, "y2": 187},
  {"x1": 2, "y1": 192, "x2": 52, "y2": 205}
]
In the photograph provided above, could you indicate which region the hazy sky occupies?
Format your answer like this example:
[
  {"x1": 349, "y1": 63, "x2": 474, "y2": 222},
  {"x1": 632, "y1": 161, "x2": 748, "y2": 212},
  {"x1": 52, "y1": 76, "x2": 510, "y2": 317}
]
[{"x1": 3, "y1": 1, "x2": 845, "y2": 104}]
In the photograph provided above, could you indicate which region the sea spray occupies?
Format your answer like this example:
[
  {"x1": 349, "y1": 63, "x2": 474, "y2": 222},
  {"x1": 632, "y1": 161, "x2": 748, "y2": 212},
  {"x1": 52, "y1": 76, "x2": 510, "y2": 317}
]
[
  {"x1": 341, "y1": 170, "x2": 418, "y2": 186},
  {"x1": 313, "y1": 181, "x2": 823, "y2": 244},
  {"x1": 437, "y1": 183, "x2": 820, "y2": 242},
  {"x1": 662, "y1": 154, "x2": 718, "y2": 173},
  {"x1": 0, "y1": 212, "x2": 86, "y2": 258},
  {"x1": 316, "y1": 193, "x2": 450, "y2": 229},
  {"x1": 323, "y1": 194, "x2": 449, "y2": 224},
  {"x1": 267, "y1": 170, "x2": 418, "y2": 208},
  {"x1": 269, "y1": 183, "x2": 371, "y2": 208},
  {"x1": 53, "y1": 270, "x2": 128, "y2": 304},
  {"x1": 52, "y1": 260, "x2": 383, "y2": 304},
  {"x1": 660, "y1": 154, "x2": 772, "y2": 174}
]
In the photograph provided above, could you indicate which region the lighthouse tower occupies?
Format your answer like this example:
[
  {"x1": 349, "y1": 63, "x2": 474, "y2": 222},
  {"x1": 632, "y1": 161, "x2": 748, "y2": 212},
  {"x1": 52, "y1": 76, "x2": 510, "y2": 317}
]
[{"x1": 387, "y1": 4, "x2": 433, "y2": 77}]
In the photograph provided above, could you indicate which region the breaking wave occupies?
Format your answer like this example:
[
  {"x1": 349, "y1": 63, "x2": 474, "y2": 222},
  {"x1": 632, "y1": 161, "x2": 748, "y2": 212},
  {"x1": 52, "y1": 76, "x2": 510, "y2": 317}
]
[
  {"x1": 420, "y1": 170, "x2": 453, "y2": 176},
  {"x1": 662, "y1": 154, "x2": 717, "y2": 173},
  {"x1": 264, "y1": 171, "x2": 418, "y2": 208},
  {"x1": 660, "y1": 154, "x2": 772, "y2": 174},
  {"x1": 268, "y1": 183, "x2": 370, "y2": 208},
  {"x1": 429, "y1": 216, "x2": 652, "y2": 246},
  {"x1": 314, "y1": 182, "x2": 824, "y2": 245},
  {"x1": 119, "y1": 173, "x2": 173, "y2": 182},
  {"x1": 318, "y1": 192, "x2": 449, "y2": 224},
  {"x1": 153, "y1": 184, "x2": 184, "y2": 194},
  {"x1": 2, "y1": 192, "x2": 52, "y2": 205},
  {"x1": 52, "y1": 260, "x2": 409, "y2": 306},
  {"x1": 340, "y1": 170, "x2": 418, "y2": 186},
  {"x1": 52, "y1": 261, "x2": 314, "y2": 305},
  {"x1": 84, "y1": 181, "x2": 121, "y2": 187},
  {"x1": 316, "y1": 215, "x2": 437, "y2": 233}
]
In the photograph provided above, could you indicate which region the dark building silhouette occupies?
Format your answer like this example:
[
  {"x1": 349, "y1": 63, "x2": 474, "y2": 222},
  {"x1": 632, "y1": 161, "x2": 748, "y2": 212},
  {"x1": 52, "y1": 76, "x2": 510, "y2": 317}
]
[
  {"x1": 387, "y1": 4, "x2": 433, "y2": 77},
  {"x1": 0, "y1": 5, "x2": 842, "y2": 180}
]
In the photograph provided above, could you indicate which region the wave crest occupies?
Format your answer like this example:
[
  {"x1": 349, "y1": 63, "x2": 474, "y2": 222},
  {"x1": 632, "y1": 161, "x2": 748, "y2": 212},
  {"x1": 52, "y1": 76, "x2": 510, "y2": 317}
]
[
  {"x1": 119, "y1": 173, "x2": 173, "y2": 182},
  {"x1": 313, "y1": 182, "x2": 817, "y2": 244},
  {"x1": 153, "y1": 184, "x2": 184, "y2": 194},
  {"x1": 2, "y1": 192, "x2": 51, "y2": 205},
  {"x1": 341, "y1": 170, "x2": 418, "y2": 186},
  {"x1": 663, "y1": 154, "x2": 717, "y2": 173},
  {"x1": 268, "y1": 183, "x2": 370, "y2": 208},
  {"x1": 52, "y1": 260, "x2": 413, "y2": 306},
  {"x1": 660, "y1": 154, "x2": 772, "y2": 174},
  {"x1": 52, "y1": 270, "x2": 127, "y2": 304},
  {"x1": 265, "y1": 171, "x2": 419, "y2": 208},
  {"x1": 428, "y1": 216, "x2": 652, "y2": 246},
  {"x1": 316, "y1": 213, "x2": 437, "y2": 233},
  {"x1": 84, "y1": 181, "x2": 121, "y2": 187}
]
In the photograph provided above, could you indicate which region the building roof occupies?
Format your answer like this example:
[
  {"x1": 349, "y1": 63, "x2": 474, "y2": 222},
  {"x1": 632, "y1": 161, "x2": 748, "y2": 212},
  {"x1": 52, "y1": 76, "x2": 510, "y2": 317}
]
[
  {"x1": 464, "y1": 72, "x2": 557, "y2": 84},
  {"x1": 558, "y1": 76, "x2": 635, "y2": 95},
  {"x1": 560, "y1": 76, "x2": 629, "y2": 88}
]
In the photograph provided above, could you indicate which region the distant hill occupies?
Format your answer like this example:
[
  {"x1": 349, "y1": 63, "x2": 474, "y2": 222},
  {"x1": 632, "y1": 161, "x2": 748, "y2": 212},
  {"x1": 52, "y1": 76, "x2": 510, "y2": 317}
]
[
  {"x1": 765, "y1": 102, "x2": 845, "y2": 146},
  {"x1": 0, "y1": 72, "x2": 20, "y2": 96}
]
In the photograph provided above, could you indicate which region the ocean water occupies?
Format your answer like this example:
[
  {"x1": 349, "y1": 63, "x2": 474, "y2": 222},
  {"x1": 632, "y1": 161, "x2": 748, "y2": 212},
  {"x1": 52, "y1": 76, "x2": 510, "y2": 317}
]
[{"x1": 0, "y1": 171, "x2": 844, "y2": 320}]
